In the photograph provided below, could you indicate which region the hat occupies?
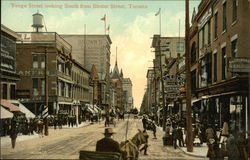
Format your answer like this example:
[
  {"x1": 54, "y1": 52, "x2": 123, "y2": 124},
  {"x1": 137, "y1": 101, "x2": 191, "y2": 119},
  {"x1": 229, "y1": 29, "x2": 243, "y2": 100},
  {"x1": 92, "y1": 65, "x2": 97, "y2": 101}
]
[{"x1": 103, "y1": 128, "x2": 116, "y2": 135}]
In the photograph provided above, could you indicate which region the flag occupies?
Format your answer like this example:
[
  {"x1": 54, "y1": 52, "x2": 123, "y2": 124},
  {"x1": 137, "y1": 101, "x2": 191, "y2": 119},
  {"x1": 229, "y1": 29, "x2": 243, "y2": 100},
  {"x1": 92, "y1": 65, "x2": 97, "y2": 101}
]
[
  {"x1": 107, "y1": 24, "x2": 110, "y2": 31},
  {"x1": 100, "y1": 14, "x2": 106, "y2": 21},
  {"x1": 155, "y1": 8, "x2": 161, "y2": 16}
]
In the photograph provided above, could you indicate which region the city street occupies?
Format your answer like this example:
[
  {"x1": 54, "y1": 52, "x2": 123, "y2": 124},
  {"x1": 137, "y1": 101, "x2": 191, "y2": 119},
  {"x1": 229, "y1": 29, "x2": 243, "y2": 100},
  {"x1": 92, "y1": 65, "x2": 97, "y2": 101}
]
[{"x1": 1, "y1": 118, "x2": 206, "y2": 160}]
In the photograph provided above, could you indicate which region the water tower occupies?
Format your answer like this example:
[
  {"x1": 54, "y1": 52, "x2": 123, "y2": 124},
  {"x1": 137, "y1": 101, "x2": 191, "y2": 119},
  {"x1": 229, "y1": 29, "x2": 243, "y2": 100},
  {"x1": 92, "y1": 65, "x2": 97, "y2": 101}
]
[{"x1": 32, "y1": 11, "x2": 44, "y2": 32}]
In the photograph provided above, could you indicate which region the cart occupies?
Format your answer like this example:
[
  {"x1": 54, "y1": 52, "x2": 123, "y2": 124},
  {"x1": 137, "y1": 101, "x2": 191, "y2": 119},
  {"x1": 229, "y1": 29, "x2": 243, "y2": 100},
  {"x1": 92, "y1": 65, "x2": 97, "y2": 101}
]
[{"x1": 79, "y1": 150, "x2": 123, "y2": 160}]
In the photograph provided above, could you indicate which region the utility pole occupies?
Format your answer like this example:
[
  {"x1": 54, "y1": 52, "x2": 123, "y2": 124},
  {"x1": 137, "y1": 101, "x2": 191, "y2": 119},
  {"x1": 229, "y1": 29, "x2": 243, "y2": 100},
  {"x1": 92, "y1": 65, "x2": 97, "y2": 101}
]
[
  {"x1": 185, "y1": 0, "x2": 193, "y2": 152},
  {"x1": 153, "y1": 66, "x2": 157, "y2": 117},
  {"x1": 158, "y1": 39, "x2": 167, "y2": 131},
  {"x1": 44, "y1": 47, "x2": 49, "y2": 136}
]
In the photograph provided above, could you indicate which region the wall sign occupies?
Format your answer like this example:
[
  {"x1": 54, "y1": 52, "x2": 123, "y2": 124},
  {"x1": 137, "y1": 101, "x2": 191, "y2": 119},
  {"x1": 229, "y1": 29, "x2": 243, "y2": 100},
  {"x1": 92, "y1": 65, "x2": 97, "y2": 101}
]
[{"x1": 1, "y1": 35, "x2": 16, "y2": 72}]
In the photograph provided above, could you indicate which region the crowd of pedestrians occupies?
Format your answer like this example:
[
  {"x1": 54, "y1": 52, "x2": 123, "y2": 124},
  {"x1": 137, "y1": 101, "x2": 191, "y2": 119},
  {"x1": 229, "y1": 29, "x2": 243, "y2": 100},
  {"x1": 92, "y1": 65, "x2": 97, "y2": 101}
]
[{"x1": 141, "y1": 113, "x2": 249, "y2": 160}]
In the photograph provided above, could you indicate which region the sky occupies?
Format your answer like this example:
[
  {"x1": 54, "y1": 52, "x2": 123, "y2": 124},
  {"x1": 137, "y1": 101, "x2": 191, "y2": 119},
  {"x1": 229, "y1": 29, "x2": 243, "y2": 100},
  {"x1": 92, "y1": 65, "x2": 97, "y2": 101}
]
[{"x1": 1, "y1": 0, "x2": 201, "y2": 109}]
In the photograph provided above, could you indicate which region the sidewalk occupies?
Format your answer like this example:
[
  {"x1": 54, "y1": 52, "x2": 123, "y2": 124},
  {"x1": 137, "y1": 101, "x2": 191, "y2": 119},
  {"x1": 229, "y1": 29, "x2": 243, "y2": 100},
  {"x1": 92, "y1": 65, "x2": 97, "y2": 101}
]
[
  {"x1": 1, "y1": 121, "x2": 92, "y2": 147},
  {"x1": 157, "y1": 126, "x2": 208, "y2": 158},
  {"x1": 178, "y1": 144, "x2": 208, "y2": 158},
  {"x1": 1, "y1": 133, "x2": 39, "y2": 147}
]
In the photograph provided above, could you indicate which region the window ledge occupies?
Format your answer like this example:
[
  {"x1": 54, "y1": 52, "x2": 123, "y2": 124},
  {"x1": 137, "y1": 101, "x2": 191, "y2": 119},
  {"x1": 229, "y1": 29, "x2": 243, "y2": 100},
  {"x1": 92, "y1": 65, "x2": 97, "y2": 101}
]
[
  {"x1": 231, "y1": 20, "x2": 238, "y2": 27},
  {"x1": 221, "y1": 30, "x2": 227, "y2": 35}
]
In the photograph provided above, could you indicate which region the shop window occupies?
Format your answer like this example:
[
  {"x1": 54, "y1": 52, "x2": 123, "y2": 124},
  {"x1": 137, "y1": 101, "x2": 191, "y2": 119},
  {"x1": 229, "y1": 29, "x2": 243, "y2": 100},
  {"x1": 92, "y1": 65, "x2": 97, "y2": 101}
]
[
  {"x1": 223, "y1": 2, "x2": 227, "y2": 31},
  {"x1": 2, "y1": 84, "x2": 7, "y2": 99},
  {"x1": 10, "y1": 84, "x2": 16, "y2": 99},
  {"x1": 222, "y1": 47, "x2": 227, "y2": 80},
  {"x1": 65, "y1": 83, "x2": 69, "y2": 97},
  {"x1": 229, "y1": 96, "x2": 245, "y2": 133},
  {"x1": 232, "y1": 0, "x2": 238, "y2": 22},
  {"x1": 41, "y1": 55, "x2": 45, "y2": 68},
  {"x1": 208, "y1": 20, "x2": 211, "y2": 44},
  {"x1": 41, "y1": 79, "x2": 45, "y2": 96},
  {"x1": 213, "y1": 53, "x2": 217, "y2": 82},
  {"x1": 33, "y1": 55, "x2": 38, "y2": 68},
  {"x1": 61, "y1": 82, "x2": 65, "y2": 97},
  {"x1": 200, "y1": 53, "x2": 212, "y2": 87},
  {"x1": 191, "y1": 42, "x2": 196, "y2": 64},
  {"x1": 231, "y1": 39, "x2": 238, "y2": 57},
  {"x1": 33, "y1": 78, "x2": 38, "y2": 96},
  {"x1": 202, "y1": 28, "x2": 205, "y2": 47},
  {"x1": 214, "y1": 12, "x2": 218, "y2": 39}
]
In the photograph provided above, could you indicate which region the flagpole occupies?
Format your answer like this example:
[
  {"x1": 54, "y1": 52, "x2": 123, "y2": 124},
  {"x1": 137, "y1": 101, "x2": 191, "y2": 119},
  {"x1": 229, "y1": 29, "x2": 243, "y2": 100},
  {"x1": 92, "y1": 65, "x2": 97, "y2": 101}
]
[
  {"x1": 159, "y1": 8, "x2": 161, "y2": 36},
  {"x1": 105, "y1": 15, "x2": 106, "y2": 35}
]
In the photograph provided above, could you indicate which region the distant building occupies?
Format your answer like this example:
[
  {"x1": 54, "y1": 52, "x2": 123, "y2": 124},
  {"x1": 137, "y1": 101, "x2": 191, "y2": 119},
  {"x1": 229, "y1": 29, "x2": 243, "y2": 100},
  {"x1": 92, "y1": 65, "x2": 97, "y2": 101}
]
[
  {"x1": 71, "y1": 59, "x2": 91, "y2": 124},
  {"x1": 0, "y1": 25, "x2": 20, "y2": 100},
  {"x1": 61, "y1": 35, "x2": 112, "y2": 76},
  {"x1": 62, "y1": 35, "x2": 112, "y2": 109},
  {"x1": 150, "y1": 35, "x2": 185, "y2": 114},
  {"x1": 110, "y1": 61, "x2": 123, "y2": 111},
  {"x1": 122, "y1": 77, "x2": 134, "y2": 112}
]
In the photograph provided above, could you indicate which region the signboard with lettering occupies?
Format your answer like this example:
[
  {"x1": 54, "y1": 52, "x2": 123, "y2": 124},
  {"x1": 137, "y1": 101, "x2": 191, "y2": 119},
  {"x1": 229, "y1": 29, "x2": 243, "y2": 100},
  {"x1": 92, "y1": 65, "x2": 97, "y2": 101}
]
[
  {"x1": 228, "y1": 58, "x2": 250, "y2": 72},
  {"x1": 1, "y1": 35, "x2": 16, "y2": 72},
  {"x1": 163, "y1": 75, "x2": 185, "y2": 98}
]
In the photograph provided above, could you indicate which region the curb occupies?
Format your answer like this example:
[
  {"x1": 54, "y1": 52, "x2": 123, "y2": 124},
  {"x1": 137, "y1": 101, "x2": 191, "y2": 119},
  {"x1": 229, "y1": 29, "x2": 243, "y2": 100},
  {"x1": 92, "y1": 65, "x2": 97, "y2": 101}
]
[{"x1": 178, "y1": 146, "x2": 207, "y2": 158}]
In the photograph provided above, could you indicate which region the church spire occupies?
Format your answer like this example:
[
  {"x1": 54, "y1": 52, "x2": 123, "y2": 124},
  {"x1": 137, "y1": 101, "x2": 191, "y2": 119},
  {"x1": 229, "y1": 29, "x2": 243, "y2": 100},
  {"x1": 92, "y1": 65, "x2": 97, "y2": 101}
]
[{"x1": 115, "y1": 46, "x2": 118, "y2": 65}]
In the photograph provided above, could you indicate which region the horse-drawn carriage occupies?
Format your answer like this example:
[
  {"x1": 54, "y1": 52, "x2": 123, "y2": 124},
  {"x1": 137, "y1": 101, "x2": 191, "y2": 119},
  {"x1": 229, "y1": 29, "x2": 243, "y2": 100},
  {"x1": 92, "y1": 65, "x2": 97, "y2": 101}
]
[{"x1": 79, "y1": 129, "x2": 149, "y2": 160}]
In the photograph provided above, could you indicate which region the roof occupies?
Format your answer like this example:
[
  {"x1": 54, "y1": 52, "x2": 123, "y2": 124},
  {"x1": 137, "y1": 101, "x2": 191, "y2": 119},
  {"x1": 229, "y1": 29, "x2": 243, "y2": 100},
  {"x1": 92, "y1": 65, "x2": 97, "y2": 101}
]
[
  {"x1": 1, "y1": 99, "x2": 20, "y2": 112},
  {"x1": 1, "y1": 106, "x2": 13, "y2": 119},
  {"x1": 72, "y1": 59, "x2": 90, "y2": 74},
  {"x1": 61, "y1": 34, "x2": 112, "y2": 44},
  {"x1": 1, "y1": 24, "x2": 21, "y2": 40}
]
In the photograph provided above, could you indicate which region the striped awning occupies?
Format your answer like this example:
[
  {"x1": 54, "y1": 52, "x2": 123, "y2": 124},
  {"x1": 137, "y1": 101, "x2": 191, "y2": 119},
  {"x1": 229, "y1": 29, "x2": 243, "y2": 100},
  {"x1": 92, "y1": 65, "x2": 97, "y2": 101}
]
[{"x1": 1, "y1": 99, "x2": 20, "y2": 112}]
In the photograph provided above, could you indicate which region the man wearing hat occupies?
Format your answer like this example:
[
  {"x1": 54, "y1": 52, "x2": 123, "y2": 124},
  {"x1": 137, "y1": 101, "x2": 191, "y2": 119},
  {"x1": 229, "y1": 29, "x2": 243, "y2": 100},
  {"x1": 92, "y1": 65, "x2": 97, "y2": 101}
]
[{"x1": 96, "y1": 128, "x2": 123, "y2": 154}]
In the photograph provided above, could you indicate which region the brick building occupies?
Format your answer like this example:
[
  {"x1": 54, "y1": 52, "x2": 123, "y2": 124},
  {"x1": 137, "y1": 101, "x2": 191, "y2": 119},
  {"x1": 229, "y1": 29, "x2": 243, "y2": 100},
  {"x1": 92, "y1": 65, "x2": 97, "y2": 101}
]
[
  {"x1": 16, "y1": 32, "x2": 74, "y2": 116},
  {"x1": 1, "y1": 25, "x2": 20, "y2": 100},
  {"x1": 189, "y1": 0, "x2": 250, "y2": 135}
]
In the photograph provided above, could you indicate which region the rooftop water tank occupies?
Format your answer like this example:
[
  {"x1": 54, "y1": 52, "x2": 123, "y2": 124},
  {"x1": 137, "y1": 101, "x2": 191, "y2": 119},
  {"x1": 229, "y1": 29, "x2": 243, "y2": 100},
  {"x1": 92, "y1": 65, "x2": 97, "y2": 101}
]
[{"x1": 32, "y1": 11, "x2": 44, "y2": 32}]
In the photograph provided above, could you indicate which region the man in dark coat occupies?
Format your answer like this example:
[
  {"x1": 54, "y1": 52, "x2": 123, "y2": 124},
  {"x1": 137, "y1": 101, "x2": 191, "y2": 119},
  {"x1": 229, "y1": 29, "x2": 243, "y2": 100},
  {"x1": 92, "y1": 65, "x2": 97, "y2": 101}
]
[
  {"x1": 96, "y1": 128, "x2": 123, "y2": 154},
  {"x1": 142, "y1": 115, "x2": 147, "y2": 130},
  {"x1": 172, "y1": 126, "x2": 178, "y2": 149}
]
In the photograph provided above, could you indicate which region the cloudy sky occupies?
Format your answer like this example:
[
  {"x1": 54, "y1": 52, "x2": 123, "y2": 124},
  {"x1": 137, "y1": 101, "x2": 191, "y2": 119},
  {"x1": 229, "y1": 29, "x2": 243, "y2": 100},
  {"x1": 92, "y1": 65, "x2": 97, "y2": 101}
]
[{"x1": 2, "y1": 0, "x2": 200, "y2": 109}]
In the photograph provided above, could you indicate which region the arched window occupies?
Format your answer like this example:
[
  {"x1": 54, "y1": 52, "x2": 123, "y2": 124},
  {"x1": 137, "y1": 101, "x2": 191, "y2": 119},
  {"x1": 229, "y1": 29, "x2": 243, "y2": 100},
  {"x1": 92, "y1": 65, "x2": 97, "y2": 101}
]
[{"x1": 191, "y1": 42, "x2": 196, "y2": 64}]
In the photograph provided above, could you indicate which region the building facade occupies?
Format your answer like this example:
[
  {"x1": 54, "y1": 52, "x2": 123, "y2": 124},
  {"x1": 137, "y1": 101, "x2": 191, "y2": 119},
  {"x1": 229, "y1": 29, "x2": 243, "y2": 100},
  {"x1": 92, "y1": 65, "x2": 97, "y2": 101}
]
[
  {"x1": 71, "y1": 59, "x2": 91, "y2": 124},
  {"x1": 61, "y1": 35, "x2": 112, "y2": 76},
  {"x1": 16, "y1": 32, "x2": 74, "y2": 116},
  {"x1": 190, "y1": 0, "x2": 250, "y2": 135},
  {"x1": 122, "y1": 77, "x2": 134, "y2": 112},
  {"x1": 1, "y1": 25, "x2": 20, "y2": 100}
]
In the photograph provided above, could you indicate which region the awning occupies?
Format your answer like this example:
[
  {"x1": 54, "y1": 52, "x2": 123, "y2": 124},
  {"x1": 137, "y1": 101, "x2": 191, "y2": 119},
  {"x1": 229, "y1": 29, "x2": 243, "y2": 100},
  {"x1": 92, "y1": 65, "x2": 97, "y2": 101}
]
[
  {"x1": 1, "y1": 99, "x2": 20, "y2": 112},
  {"x1": 83, "y1": 104, "x2": 97, "y2": 114},
  {"x1": 201, "y1": 91, "x2": 238, "y2": 99},
  {"x1": 191, "y1": 98, "x2": 202, "y2": 104},
  {"x1": 58, "y1": 101, "x2": 73, "y2": 105},
  {"x1": 9, "y1": 100, "x2": 35, "y2": 118},
  {"x1": 1, "y1": 106, "x2": 13, "y2": 119}
]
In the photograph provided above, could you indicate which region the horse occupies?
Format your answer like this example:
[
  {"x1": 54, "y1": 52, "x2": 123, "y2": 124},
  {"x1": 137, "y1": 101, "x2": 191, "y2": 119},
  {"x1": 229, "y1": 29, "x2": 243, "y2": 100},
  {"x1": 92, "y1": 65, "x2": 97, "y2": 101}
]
[{"x1": 120, "y1": 129, "x2": 149, "y2": 160}]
